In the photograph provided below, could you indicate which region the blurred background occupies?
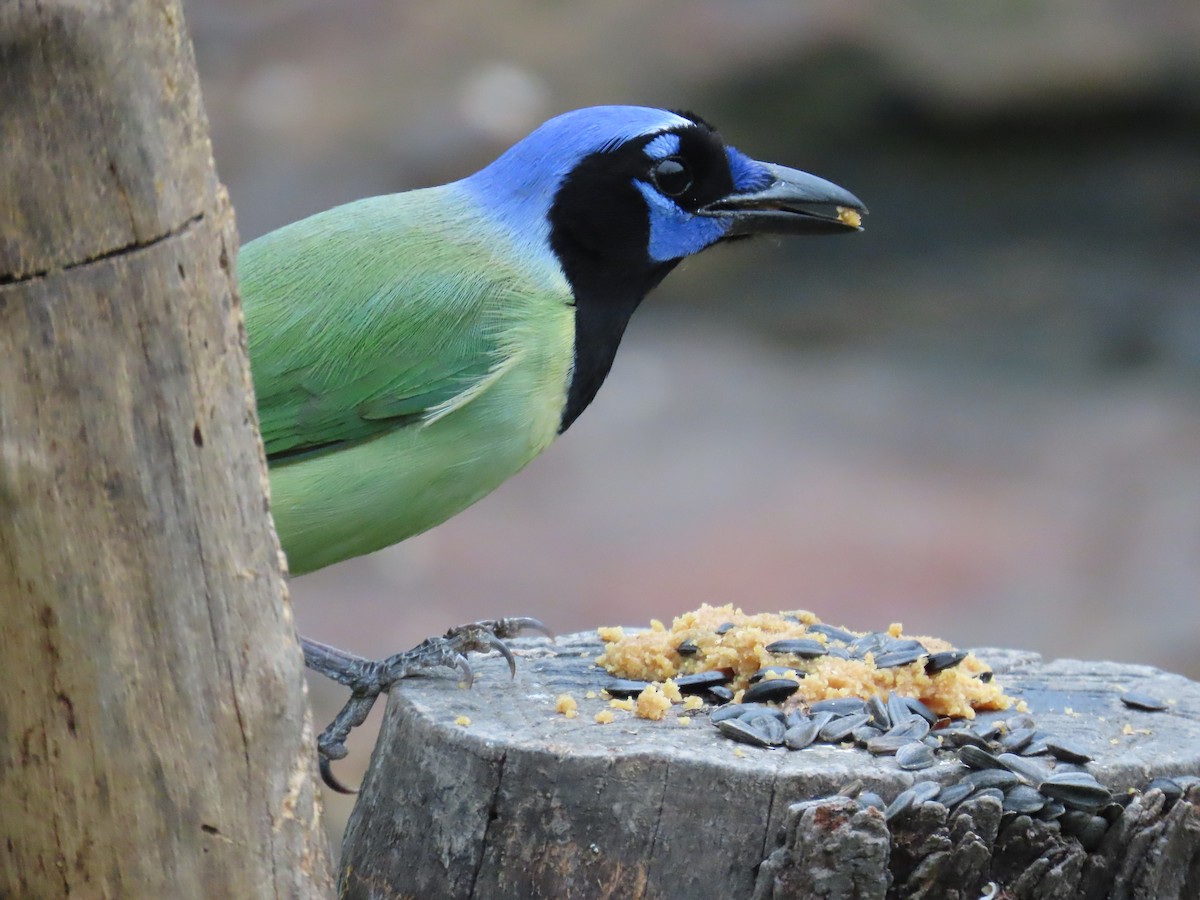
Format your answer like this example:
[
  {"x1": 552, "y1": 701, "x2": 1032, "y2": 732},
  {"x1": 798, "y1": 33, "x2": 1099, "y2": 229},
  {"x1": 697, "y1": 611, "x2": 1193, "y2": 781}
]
[{"x1": 188, "y1": 0, "x2": 1200, "y2": 837}]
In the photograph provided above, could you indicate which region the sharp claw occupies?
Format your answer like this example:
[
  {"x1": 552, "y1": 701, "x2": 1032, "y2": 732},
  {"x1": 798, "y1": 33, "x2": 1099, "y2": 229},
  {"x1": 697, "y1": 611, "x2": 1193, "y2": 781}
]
[
  {"x1": 485, "y1": 632, "x2": 518, "y2": 678},
  {"x1": 454, "y1": 654, "x2": 475, "y2": 688},
  {"x1": 319, "y1": 756, "x2": 359, "y2": 795}
]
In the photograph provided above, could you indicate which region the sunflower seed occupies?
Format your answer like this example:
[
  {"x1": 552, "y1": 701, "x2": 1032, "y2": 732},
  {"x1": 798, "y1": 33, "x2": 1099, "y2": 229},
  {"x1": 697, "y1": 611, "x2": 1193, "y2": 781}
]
[
  {"x1": 940, "y1": 729, "x2": 993, "y2": 751},
  {"x1": 873, "y1": 648, "x2": 928, "y2": 669},
  {"x1": 896, "y1": 742, "x2": 936, "y2": 770},
  {"x1": 672, "y1": 670, "x2": 731, "y2": 692},
  {"x1": 999, "y1": 727, "x2": 1037, "y2": 753},
  {"x1": 820, "y1": 713, "x2": 873, "y2": 743},
  {"x1": 784, "y1": 720, "x2": 821, "y2": 750},
  {"x1": 925, "y1": 650, "x2": 968, "y2": 674},
  {"x1": 1039, "y1": 772, "x2": 1111, "y2": 811},
  {"x1": 1147, "y1": 777, "x2": 1183, "y2": 805},
  {"x1": 710, "y1": 704, "x2": 750, "y2": 723},
  {"x1": 937, "y1": 782, "x2": 975, "y2": 808},
  {"x1": 749, "y1": 666, "x2": 802, "y2": 684},
  {"x1": 715, "y1": 622, "x2": 736, "y2": 635},
  {"x1": 806, "y1": 623, "x2": 857, "y2": 643},
  {"x1": 857, "y1": 791, "x2": 885, "y2": 810},
  {"x1": 853, "y1": 725, "x2": 886, "y2": 746},
  {"x1": 887, "y1": 692, "x2": 914, "y2": 727},
  {"x1": 1002, "y1": 784, "x2": 1046, "y2": 814},
  {"x1": 1038, "y1": 800, "x2": 1066, "y2": 820},
  {"x1": 910, "y1": 781, "x2": 942, "y2": 804},
  {"x1": 867, "y1": 695, "x2": 891, "y2": 730},
  {"x1": 1043, "y1": 738, "x2": 1092, "y2": 764},
  {"x1": 717, "y1": 718, "x2": 774, "y2": 748},
  {"x1": 1060, "y1": 810, "x2": 1108, "y2": 850},
  {"x1": 865, "y1": 733, "x2": 911, "y2": 755},
  {"x1": 884, "y1": 789, "x2": 917, "y2": 821},
  {"x1": 706, "y1": 685, "x2": 735, "y2": 703},
  {"x1": 886, "y1": 717, "x2": 931, "y2": 742},
  {"x1": 1121, "y1": 692, "x2": 1168, "y2": 711},
  {"x1": 961, "y1": 769, "x2": 1020, "y2": 792},
  {"x1": 742, "y1": 678, "x2": 801, "y2": 704},
  {"x1": 905, "y1": 696, "x2": 938, "y2": 725},
  {"x1": 764, "y1": 638, "x2": 827, "y2": 659},
  {"x1": 995, "y1": 753, "x2": 1051, "y2": 785},
  {"x1": 809, "y1": 697, "x2": 867, "y2": 717},
  {"x1": 605, "y1": 679, "x2": 651, "y2": 698},
  {"x1": 848, "y1": 632, "x2": 889, "y2": 658},
  {"x1": 959, "y1": 745, "x2": 1005, "y2": 770}
]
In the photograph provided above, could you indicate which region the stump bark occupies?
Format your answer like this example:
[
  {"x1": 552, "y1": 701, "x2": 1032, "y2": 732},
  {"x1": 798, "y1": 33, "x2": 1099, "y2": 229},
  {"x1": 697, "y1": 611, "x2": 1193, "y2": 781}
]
[
  {"x1": 340, "y1": 634, "x2": 1200, "y2": 900},
  {"x1": 0, "y1": 2, "x2": 332, "y2": 895}
]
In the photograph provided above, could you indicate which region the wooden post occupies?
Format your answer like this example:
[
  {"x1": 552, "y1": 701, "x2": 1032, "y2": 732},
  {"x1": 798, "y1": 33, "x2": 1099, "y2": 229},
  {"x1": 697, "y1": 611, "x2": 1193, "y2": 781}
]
[
  {"x1": 0, "y1": 2, "x2": 333, "y2": 895},
  {"x1": 340, "y1": 635, "x2": 1200, "y2": 899}
]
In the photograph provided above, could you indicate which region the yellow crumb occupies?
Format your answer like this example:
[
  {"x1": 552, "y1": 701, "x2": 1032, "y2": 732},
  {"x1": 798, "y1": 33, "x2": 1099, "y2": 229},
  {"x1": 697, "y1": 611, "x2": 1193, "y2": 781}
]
[
  {"x1": 610, "y1": 698, "x2": 635, "y2": 711},
  {"x1": 555, "y1": 694, "x2": 579, "y2": 718},
  {"x1": 677, "y1": 716, "x2": 691, "y2": 726},
  {"x1": 662, "y1": 679, "x2": 683, "y2": 703},
  {"x1": 683, "y1": 695, "x2": 704, "y2": 711},
  {"x1": 635, "y1": 685, "x2": 672, "y2": 721},
  {"x1": 454, "y1": 716, "x2": 471, "y2": 727},
  {"x1": 650, "y1": 619, "x2": 666, "y2": 632},
  {"x1": 734, "y1": 748, "x2": 746, "y2": 758},
  {"x1": 887, "y1": 623, "x2": 903, "y2": 637},
  {"x1": 594, "y1": 710, "x2": 615, "y2": 724},
  {"x1": 585, "y1": 691, "x2": 598, "y2": 700},
  {"x1": 1015, "y1": 700, "x2": 1029, "y2": 713},
  {"x1": 837, "y1": 206, "x2": 862, "y2": 228},
  {"x1": 597, "y1": 626, "x2": 625, "y2": 642}
]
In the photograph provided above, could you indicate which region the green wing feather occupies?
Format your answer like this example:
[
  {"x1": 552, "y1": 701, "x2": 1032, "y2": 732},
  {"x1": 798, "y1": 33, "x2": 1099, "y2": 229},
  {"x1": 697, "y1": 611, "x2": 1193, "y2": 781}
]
[
  {"x1": 240, "y1": 187, "x2": 576, "y2": 574},
  {"x1": 242, "y1": 190, "x2": 513, "y2": 462}
]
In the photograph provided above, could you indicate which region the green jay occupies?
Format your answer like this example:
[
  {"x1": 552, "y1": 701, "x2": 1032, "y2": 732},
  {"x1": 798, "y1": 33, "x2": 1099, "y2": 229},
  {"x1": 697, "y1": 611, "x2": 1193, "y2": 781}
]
[{"x1": 239, "y1": 105, "x2": 865, "y2": 788}]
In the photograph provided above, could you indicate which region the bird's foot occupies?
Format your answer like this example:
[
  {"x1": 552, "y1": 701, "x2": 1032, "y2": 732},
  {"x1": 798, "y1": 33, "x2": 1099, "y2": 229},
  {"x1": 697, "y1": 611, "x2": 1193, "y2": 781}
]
[{"x1": 302, "y1": 617, "x2": 552, "y2": 793}]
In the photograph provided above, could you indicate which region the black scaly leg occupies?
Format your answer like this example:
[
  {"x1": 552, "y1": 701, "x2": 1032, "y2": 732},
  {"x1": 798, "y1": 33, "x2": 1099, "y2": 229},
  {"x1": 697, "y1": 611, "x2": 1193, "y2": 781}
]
[{"x1": 302, "y1": 617, "x2": 551, "y2": 793}]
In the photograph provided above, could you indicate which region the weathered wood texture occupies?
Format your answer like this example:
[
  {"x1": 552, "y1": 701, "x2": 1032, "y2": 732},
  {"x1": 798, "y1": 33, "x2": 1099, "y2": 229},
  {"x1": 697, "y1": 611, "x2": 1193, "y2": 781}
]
[
  {"x1": 340, "y1": 634, "x2": 1200, "y2": 899},
  {"x1": 0, "y1": 2, "x2": 332, "y2": 896}
]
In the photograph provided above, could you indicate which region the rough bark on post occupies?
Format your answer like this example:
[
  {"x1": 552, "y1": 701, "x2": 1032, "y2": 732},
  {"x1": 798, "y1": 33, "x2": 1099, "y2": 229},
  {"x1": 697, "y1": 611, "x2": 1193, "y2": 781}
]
[
  {"x1": 0, "y1": 2, "x2": 333, "y2": 896},
  {"x1": 340, "y1": 635, "x2": 1200, "y2": 899}
]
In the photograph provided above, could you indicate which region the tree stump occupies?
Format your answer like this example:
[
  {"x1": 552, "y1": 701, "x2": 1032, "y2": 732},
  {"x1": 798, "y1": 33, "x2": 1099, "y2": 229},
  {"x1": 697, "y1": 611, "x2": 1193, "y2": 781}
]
[{"x1": 340, "y1": 633, "x2": 1200, "y2": 899}]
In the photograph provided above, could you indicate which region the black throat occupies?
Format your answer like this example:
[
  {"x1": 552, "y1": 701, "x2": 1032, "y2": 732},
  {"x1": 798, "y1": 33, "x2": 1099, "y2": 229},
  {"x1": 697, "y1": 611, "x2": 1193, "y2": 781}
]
[{"x1": 548, "y1": 149, "x2": 678, "y2": 433}]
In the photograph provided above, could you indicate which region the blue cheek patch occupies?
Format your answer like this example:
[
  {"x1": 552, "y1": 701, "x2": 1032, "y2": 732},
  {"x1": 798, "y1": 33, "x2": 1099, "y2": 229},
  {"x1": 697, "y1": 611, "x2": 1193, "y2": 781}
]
[
  {"x1": 643, "y1": 132, "x2": 681, "y2": 160},
  {"x1": 726, "y1": 147, "x2": 772, "y2": 193},
  {"x1": 634, "y1": 180, "x2": 729, "y2": 262}
]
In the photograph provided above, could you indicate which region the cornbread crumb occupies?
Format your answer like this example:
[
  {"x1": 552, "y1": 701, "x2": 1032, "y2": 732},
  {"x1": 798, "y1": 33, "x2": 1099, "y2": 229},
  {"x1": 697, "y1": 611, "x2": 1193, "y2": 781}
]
[
  {"x1": 662, "y1": 679, "x2": 683, "y2": 703},
  {"x1": 837, "y1": 206, "x2": 862, "y2": 228},
  {"x1": 598, "y1": 626, "x2": 625, "y2": 642},
  {"x1": 650, "y1": 619, "x2": 666, "y2": 632},
  {"x1": 677, "y1": 716, "x2": 691, "y2": 726},
  {"x1": 585, "y1": 690, "x2": 598, "y2": 700},
  {"x1": 555, "y1": 694, "x2": 578, "y2": 718},
  {"x1": 594, "y1": 710, "x2": 615, "y2": 724},
  {"x1": 610, "y1": 698, "x2": 635, "y2": 712},
  {"x1": 596, "y1": 602, "x2": 1011, "y2": 719},
  {"x1": 635, "y1": 685, "x2": 671, "y2": 721},
  {"x1": 683, "y1": 695, "x2": 704, "y2": 711},
  {"x1": 454, "y1": 716, "x2": 471, "y2": 727}
]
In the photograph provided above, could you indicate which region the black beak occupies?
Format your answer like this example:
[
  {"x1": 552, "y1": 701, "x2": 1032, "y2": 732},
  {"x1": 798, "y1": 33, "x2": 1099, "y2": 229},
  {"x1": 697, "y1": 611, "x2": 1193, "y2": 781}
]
[{"x1": 700, "y1": 162, "x2": 867, "y2": 236}]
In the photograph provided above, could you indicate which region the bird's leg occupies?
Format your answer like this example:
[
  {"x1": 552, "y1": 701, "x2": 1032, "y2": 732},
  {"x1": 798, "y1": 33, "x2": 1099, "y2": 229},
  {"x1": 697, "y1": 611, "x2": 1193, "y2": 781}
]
[{"x1": 302, "y1": 617, "x2": 551, "y2": 793}]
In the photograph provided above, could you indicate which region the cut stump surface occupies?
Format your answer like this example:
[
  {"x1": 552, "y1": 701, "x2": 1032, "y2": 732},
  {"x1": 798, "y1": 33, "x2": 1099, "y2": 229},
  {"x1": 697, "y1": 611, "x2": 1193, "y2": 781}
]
[{"x1": 340, "y1": 632, "x2": 1200, "y2": 900}]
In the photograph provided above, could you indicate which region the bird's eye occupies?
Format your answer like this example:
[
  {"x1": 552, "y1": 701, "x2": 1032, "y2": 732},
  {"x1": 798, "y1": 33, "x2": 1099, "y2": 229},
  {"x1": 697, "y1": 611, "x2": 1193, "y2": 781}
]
[{"x1": 651, "y1": 157, "x2": 693, "y2": 197}]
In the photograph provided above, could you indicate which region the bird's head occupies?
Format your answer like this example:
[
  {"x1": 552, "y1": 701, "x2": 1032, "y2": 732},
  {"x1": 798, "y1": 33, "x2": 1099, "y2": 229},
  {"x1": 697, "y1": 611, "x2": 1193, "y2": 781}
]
[
  {"x1": 459, "y1": 105, "x2": 866, "y2": 430},
  {"x1": 462, "y1": 105, "x2": 865, "y2": 277}
]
